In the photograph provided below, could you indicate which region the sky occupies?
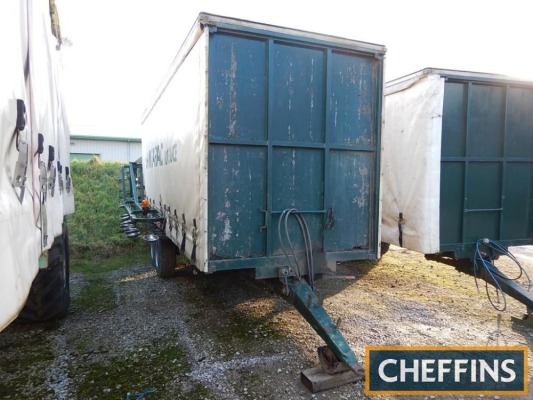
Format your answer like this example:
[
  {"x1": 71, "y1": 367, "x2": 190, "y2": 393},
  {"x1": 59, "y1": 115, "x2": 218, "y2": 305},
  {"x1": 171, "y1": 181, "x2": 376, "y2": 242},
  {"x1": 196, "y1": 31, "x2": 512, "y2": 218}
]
[{"x1": 57, "y1": 0, "x2": 533, "y2": 138}]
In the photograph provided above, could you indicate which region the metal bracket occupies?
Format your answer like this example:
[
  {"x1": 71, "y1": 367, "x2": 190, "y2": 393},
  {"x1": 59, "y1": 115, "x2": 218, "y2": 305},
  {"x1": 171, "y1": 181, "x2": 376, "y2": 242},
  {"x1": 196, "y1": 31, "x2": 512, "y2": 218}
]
[
  {"x1": 191, "y1": 218, "x2": 198, "y2": 261},
  {"x1": 279, "y1": 267, "x2": 296, "y2": 296},
  {"x1": 39, "y1": 160, "x2": 48, "y2": 202},
  {"x1": 41, "y1": 203, "x2": 48, "y2": 248},
  {"x1": 37, "y1": 149, "x2": 49, "y2": 247},
  {"x1": 48, "y1": 165, "x2": 57, "y2": 197},
  {"x1": 47, "y1": 145, "x2": 56, "y2": 197},
  {"x1": 180, "y1": 213, "x2": 187, "y2": 254},
  {"x1": 168, "y1": 208, "x2": 173, "y2": 233},
  {"x1": 12, "y1": 140, "x2": 28, "y2": 203},
  {"x1": 278, "y1": 266, "x2": 294, "y2": 278},
  {"x1": 398, "y1": 212, "x2": 405, "y2": 247},
  {"x1": 11, "y1": 99, "x2": 28, "y2": 203},
  {"x1": 57, "y1": 161, "x2": 64, "y2": 194},
  {"x1": 65, "y1": 166, "x2": 71, "y2": 193},
  {"x1": 172, "y1": 210, "x2": 179, "y2": 237}
]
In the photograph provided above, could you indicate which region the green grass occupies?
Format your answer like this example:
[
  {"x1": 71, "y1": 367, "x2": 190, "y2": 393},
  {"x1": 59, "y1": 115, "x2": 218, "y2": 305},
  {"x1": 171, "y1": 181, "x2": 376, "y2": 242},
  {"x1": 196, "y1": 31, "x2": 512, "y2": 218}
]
[
  {"x1": 68, "y1": 158, "x2": 138, "y2": 260},
  {"x1": 71, "y1": 248, "x2": 151, "y2": 276}
]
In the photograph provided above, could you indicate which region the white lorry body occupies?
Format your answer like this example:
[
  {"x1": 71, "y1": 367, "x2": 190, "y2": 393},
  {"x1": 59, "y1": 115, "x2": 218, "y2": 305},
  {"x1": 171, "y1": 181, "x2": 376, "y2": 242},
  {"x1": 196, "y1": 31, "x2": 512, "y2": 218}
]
[
  {"x1": 141, "y1": 14, "x2": 385, "y2": 278},
  {"x1": 0, "y1": 0, "x2": 74, "y2": 331}
]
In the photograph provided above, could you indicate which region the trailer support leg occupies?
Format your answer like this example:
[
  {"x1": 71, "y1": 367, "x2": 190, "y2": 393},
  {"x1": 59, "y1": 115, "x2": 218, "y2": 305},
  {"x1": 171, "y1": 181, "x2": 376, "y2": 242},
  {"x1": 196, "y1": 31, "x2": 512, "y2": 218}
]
[{"x1": 286, "y1": 278, "x2": 364, "y2": 377}]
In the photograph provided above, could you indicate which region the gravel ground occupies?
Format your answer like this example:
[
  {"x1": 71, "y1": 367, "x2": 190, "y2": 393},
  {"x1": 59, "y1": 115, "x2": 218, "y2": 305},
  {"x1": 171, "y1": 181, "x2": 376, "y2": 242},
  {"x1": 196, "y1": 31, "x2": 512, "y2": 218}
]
[{"x1": 1, "y1": 246, "x2": 532, "y2": 399}]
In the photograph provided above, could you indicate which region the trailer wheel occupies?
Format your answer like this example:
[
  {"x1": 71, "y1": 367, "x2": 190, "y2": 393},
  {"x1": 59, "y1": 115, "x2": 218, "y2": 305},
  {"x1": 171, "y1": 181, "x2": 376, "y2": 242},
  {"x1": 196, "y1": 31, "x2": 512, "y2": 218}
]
[
  {"x1": 18, "y1": 225, "x2": 70, "y2": 322},
  {"x1": 153, "y1": 237, "x2": 176, "y2": 278}
]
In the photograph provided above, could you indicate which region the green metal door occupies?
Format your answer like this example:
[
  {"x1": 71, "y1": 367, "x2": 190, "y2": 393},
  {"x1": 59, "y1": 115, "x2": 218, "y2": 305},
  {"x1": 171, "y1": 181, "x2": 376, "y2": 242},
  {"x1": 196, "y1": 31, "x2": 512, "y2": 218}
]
[
  {"x1": 207, "y1": 28, "x2": 383, "y2": 276},
  {"x1": 440, "y1": 78, "x2": 533, "y2": 258}
]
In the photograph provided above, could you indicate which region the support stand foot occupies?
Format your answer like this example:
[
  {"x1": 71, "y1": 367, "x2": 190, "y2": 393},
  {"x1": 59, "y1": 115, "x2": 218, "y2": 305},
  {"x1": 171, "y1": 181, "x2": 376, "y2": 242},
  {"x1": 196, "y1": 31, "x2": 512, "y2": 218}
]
[
  {"x1": 301, "y1": 367, "x2": 363, "y2": 393},
  {"x1": 511, "y1": 307, "x2": 533, "y2": 325}
]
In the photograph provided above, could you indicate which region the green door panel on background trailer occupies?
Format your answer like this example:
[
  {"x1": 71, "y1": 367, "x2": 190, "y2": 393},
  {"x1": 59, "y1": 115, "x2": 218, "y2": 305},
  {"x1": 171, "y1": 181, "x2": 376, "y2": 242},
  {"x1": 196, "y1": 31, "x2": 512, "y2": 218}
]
[
  {"x1": 440, "y1": 77, "x2": 533, "y2": 258},
  {"x1": 207, "y1": 29, "x2": 383, "y2": 277}
]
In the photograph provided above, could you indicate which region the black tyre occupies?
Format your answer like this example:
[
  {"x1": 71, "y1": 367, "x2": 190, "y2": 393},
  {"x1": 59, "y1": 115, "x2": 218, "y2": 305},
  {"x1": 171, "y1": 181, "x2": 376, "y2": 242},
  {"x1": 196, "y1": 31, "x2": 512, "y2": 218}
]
[
  {"x1": 18, "y1": 224, "x2": 70, "y2": 322},
  {"x1": 152, "y1": 237, "x2": 176, "y2": 278}
]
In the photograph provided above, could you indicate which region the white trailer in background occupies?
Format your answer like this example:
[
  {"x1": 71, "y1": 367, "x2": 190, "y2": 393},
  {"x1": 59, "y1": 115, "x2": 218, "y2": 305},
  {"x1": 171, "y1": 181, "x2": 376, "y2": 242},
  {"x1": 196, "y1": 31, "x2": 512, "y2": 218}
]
[
  {"x1": 381, "y1": 68, "x2": 533, "y2": 313},
  {"x1": 0, "y1": 1, "x2": 74, "y2": 331}
]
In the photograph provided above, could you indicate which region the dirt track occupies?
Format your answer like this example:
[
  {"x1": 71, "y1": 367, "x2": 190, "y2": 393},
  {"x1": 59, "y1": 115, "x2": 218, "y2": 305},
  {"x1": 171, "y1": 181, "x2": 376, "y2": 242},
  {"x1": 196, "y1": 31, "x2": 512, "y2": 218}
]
[{"x1": 1, "y1": 246, "x2": 532, "y2": 399}]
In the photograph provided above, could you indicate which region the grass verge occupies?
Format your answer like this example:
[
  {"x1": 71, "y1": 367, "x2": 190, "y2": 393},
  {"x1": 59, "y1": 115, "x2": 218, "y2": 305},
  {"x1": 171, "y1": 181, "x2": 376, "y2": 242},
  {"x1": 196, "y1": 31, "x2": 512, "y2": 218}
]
[{"x1": 68, "y1": 158, "x2": 138, "y2": 260}]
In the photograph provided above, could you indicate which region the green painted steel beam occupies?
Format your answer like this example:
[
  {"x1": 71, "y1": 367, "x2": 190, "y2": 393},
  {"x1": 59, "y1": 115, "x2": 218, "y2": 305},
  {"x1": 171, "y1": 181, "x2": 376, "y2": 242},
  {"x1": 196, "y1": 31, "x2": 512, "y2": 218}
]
[
  {"x1": 286, "y1": 278, "x2": 364, "y2": 376},
  {"x1": 482, "y1": 262, "x2": 533, "y2": 311}
]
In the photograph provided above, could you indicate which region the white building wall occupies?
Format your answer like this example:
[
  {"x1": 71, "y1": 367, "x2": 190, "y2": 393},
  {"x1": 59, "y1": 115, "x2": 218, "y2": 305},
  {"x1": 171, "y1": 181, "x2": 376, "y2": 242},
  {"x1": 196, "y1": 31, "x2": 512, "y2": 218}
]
[{"x1": 70, "y1": 135, "x2": 141, "y2": 162}]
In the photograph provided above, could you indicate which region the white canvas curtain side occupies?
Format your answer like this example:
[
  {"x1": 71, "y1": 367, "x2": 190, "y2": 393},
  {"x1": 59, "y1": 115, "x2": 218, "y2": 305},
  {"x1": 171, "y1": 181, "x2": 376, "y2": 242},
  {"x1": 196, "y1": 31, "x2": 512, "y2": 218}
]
[{"x1": 381, "y1": 74, "x2": 445, "y2": 254}]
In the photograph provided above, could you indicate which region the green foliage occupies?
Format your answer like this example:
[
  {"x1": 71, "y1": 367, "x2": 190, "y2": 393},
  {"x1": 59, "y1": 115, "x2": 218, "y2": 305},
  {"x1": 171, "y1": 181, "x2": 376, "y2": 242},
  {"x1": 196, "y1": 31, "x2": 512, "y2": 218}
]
[{"x1": 68, "y1": 158, "x2": 141, "y2": 260}]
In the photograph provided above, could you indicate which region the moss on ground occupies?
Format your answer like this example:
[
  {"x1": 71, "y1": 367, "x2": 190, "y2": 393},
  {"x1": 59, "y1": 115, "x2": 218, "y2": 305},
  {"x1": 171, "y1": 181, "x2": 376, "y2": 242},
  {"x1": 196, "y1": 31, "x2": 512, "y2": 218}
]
[
  {"x1": 216, "y1": 306, "x2": 286, "y2": 344},
  {"x1": 179, "y1": 272, "x2": 288, "y2": 356},
  {"x1": 67, "y1": 247, "x2": 214, "y2": 399},
  {"x1": 0, "y1": 326, "x2": 56, "y2": 399},
  {"x1": 74, "y1": 334, "x2": 211, "y2": 400},
  {"x1": 72, "y1": 249, "x2": 150, "y2": 313}
]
